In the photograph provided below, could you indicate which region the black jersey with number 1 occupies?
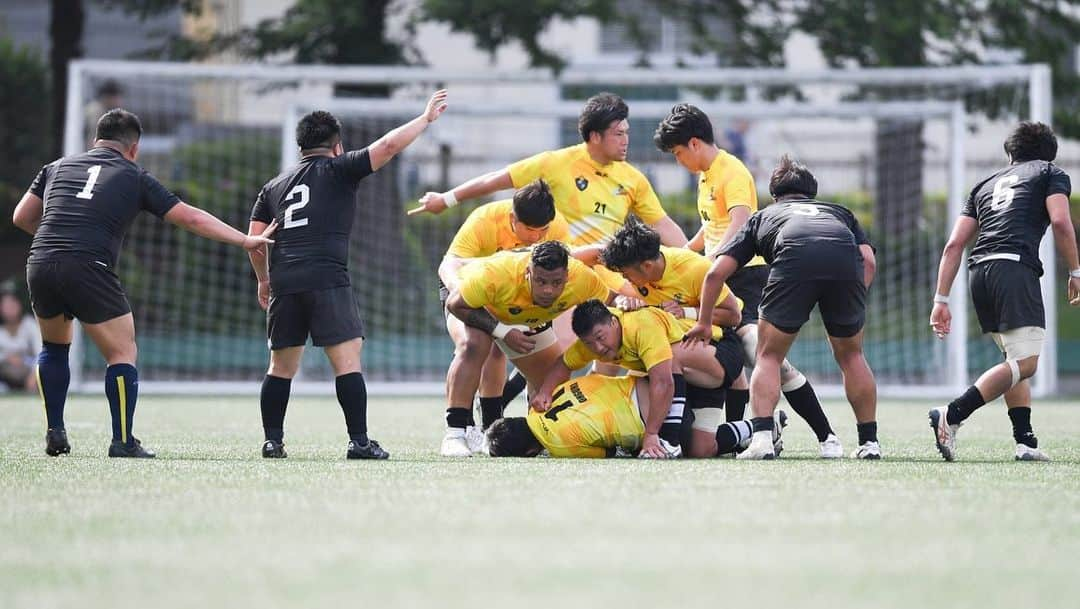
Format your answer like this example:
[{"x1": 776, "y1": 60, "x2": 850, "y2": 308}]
[
  {"x1": 27, "y1": 147, "x2": 180, "y2": 268},
  {"x1": 719, "y1": 198, "x2": 872, "y2": 281},
  {"x1": 961, "y1": 160, "x2": 1071, "y2": 275},
  {"x1": 250, "y1": 149, "x2": 373, "y2": 295}
]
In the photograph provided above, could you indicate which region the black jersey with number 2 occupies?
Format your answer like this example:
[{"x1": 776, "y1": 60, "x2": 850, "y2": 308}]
[
  {"x1": 27, "y1": 147, "x2": 180, "y2": 268},
  {"x1": 719, "y1": 198, "x2": 871, "y2": 281},
  {"x1": 961, "y1": 160, "x2": 1071, "y2": 275},
  {"x1": 250, "y1": 149, "x2": 374, "y2": 295}
]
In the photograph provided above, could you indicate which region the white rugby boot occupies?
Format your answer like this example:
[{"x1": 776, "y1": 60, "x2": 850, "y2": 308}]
[
  {"x1": 819, "y1": 433, "x2": 843, "y2": 459},
  {"x1": 440, "y1": 428, "x2": 472, "y2": 457}
]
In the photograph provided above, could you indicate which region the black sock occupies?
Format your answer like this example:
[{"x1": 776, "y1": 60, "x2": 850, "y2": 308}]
[
  {"x1": 479, "y1": 397, "x2": 504, "y2": 430},
  {"x1": 105, "y1": 363, "x2": 138, "y2": 446},
  {"x1": 751, "y1": 416, "x2": 774, "y2": 433},
  {"x1": 686, "y1": 384, "x2": 725, "y2": 409},
  {"x1": 260, "y1": 375, "x2": 292, "y2": 443},
  {"x1": 946, "y1": 385, "x2": 986, "y2": 425},
  {"x1": 446, "y1": 407, "x2": 474, "y2": 429},
  {"x1": 784, "y1": 381, "x2": 833, "y2": 442},
  {"x1": 715, "y1": 420, "x2": 753, "y2": 455},
  {"x1": 500, "y1": 370, "x2": 527, "y2": 408},
  {"x1": 660, "y1": 374, "x2": 687, "y2": 446},
  {"x1": 36, "y1": 342, "x2": 70, "y2": 430},
  {"x1": 335, "y1": 372, "x2": 368, "y2": 442},
  {"x1": 725, "y1": 388, "x2": 749, "y2": 422},
  {"x1": 857, "y1": 421, "x2": 878, "y2": 445},
  {"x1": 1008, "y1": 407, "x2": 1037, "y2": 448}
]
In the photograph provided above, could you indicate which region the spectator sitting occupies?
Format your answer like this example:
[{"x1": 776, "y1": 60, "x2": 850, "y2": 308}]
[{"x1": 0, "y1": 292, "x2": 41, "y2": 392}]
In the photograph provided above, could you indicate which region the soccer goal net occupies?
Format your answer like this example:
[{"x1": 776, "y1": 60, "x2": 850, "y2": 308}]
[{"x1": 63, "y1": 60, "x2": 1053, "y2": 397}]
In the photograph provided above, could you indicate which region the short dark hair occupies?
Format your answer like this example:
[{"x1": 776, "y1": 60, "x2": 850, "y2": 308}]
[
  {"x1": 1004, "y1": 121, "x2": 1057, "y2": 163},
  {"x1": 513, "y1": 179, "x2": 556, "y2": 227},
  {"x1": 578, "y1": 92, "x2": 629, "y2": 142},
  {"x1": 571, "y1": 299, "x2": 614, "y2": 337},
  {"x1": 530, "y1": 240, "x2": 569, "y2": 271},
  {"x1": 653, "y1": 103, "x2": 715, "y2": 152},
  {"x1": 296, "y1": 110, "x2": 342, "y2": 150},
  {"x1": 95, "y1": 109, "x2": 142, "y2": 147},
  {"x1": 601, "y1": 217, "x2": 661, "y2": 271},
  {"x1": 486, "y1": 417, "x2": 542, "y2": 457},
  {"x1": 768, "y1": 155, "x2": 818, "y2": 199}
]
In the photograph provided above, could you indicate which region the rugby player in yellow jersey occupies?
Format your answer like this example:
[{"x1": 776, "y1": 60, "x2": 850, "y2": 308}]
[
  {"x1": 486, "y1": 373, "x2": 647, "y2": 458},
  {"x1": 408, "y1": 92, "x2": 687, "y2": 248},
  {"x1": 437, "y1": 180, "x2": 569, "y2": 435},
  {"x1": 654, "y1": 104, "x2": 843, "y2": 459},
  {"x1": 531, "y1": 300, "x2": 771, "y2": 459},
  {"x1": 442, "y1": 241, "x2": 613, "y2": 456}
]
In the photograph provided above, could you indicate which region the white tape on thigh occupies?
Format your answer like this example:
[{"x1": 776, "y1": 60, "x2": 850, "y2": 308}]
[
  {"x1": 1006, "y1": 359, "x2": 1021, "y2": 388},
  {"x1": 691, "y1": 407, "x2": 725, "y2": 432},
  {"x1": 997, "y1": 326, "x2": 1045, "y2": 360}
]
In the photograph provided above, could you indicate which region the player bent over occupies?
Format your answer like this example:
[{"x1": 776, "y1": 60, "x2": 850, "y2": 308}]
[
  {"x1": 13, "y1": 109, "x2": 275, "y2": 457},
  {"x1": 443, "y1": 241, "x2": 612, "y2": 456},
  {"x1": 438, "y1": 179, "x2": 570, "y2": 431},
  {"x1": 247, "y1": 90, "x2": 448, "y2": 460},
  {"x1": 929, "y1": 121, "x2": 1078, "y2": 462},
  {"x1": 655, "y1": 103, "x2": 841, "y2": 458},
  {"x1": 686, "y1": 156, "x2": 880, "y2": 460}
]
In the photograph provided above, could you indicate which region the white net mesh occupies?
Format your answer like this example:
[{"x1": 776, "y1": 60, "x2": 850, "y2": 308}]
[{"x1": 65, "y1": 61, "x2": 1050, "y2": 395}]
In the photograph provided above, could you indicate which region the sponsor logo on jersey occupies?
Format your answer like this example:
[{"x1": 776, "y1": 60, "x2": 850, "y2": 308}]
[
  {"x1": 509, "y1": 306, "x2": 522, "y2": 315},
  {"x1": 637, "y1": 286, "x2": 649, "y2": 296},
  {"x1": 575, "y1": 176, "x2": 588, "y2": 191}
]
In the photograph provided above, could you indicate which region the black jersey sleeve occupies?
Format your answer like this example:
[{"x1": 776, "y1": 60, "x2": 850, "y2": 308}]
[
  {"x1": 1047, "y1": 164, "x2": 1072, "y2": 198},
  {"x1": 338, "y1": 148, "x2": 373, "y2": 183},
  {"x1": 251, "y1": 185, "x2": 274, "y2": 223},
  {"x1": 28, "y1": 162, "x2": 55, "y2": 198},
  {"x1": 718, "y1": 213, "x2": 760, "y2": 266},
  {"x1": 847, "y1": 210, "x2": 873, "y2": 248},
  {"x1": 960, "y1": 184, "x2": 979, "y2": 219},
  {"x1": 139, "y1": 171, "x2": 181, "y2": 218}
]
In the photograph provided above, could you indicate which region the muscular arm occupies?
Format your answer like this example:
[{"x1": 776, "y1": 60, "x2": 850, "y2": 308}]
[
  {"x1": 644, "y1": 359, "x2": 675, "y2": 435},
  {"x1": 247, "y1": 220, "x2": 270, "y2": 282},
  {"x1": 409, "y1": 169, "x2": 515, "y2": 216},
  {"x1": 446, "y1": 290, "x2": 498, "y2": 334},
  {"x1": 368, "y1": 90, "x2": 447, "y2": 171},
  {"x1": 166, "y1": 202, "x2": 263, "y2": 248},
  {"x1": 532, "y1": 359, "x2": 573, "y2": 412},
  {"x1": 709, "y1": 290, "x2": 742, "y2": 328},
  {"x1": 12, "y1": 192, "x2": 43, "y2": 235},
  {"x1": 696, "y1": 255, "x2": 740, "y2": 322},
  {"x1": 1048, "y1": 193, "x2": 1080, "y2": 273},
  {"x1": 686, "y1": 226, "x2": 705, "y2": 253},
  {"x1": 649, "y1": 216, "x2": 688, "y2": 247},
  {"x1": 437, "y1": 255, "x2": 467, "y2": 292},
  {"x1": 934, "y1": 216, "x2": 978, "y2": 297}
]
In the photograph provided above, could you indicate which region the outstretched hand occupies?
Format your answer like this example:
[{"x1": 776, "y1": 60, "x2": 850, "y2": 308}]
[
  {"x1": 407, "y1": 192, "x2": 448, "y2": 216},
  {"x1": 425, "y1": 89, "x2": 448, "y2": 123},
  {"x1": 243, "y1": 220, "x2": 277, "y2": 251}
]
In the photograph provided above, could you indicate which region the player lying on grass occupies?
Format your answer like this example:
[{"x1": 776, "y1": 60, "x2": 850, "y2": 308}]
[
  {"x1": 488, "y1": 373, "x2": 783, "y2": 458},
  {"x1": 654, "y1": 103, "x2": 842, "y2": 458},
  {"x1": 442, "y1": 241, "x2": 614, "y2": 456},
  {"x1": 438, "y1": 179, "x2": 571, "y2": 433},
  {"x1": 686, "y1": 156, "x2": 880, "y2": 460},
  {"x1": 247, "y1": 90, "x2": 448, "y2": 461},
  {"x1": 929, "y1": 121, "x2": 1078, "y2": 462},
  {"x1": 530, "y1": 299, "x2": 757, "y2": 458}
]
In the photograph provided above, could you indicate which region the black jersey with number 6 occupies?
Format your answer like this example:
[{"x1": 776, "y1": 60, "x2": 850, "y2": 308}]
[
  {"x1": 961, "y1": 160, "x2": 1071, "y2": 275},
  {"x1": 250, "y1": 149, "x2": 373, "y2": 295},
  {"x1": 27, "y1": 147, "x2": 180, "y2": 268},
  {"x1": 719, "y1": 198, "x2": 872, "y2": 281}
]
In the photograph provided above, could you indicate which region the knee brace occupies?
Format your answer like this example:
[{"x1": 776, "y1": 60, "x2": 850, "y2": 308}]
[{"x1": 991, "y1": 327, "x2": 1044, "y2": 387}]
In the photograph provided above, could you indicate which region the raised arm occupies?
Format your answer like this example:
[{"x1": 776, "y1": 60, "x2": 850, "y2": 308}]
[
  {"x1": 929, "y1": 215, "x2": 978, "y2": 338},
  {"x1": 408, "y1": 168, "x2": 514, "y2": 216},
  {"x1": 165, "y1": 202, "x2": 276, "y2": 251},
  {"x1": 368, "y1": 89, "x2": 447, "y2": 172},
  {"x1": 1047, "y1": 193, "x2": 1080, "y2": 305},
  {"x1": 12, "y1": 191, "x2": 43, "y2": 235}
]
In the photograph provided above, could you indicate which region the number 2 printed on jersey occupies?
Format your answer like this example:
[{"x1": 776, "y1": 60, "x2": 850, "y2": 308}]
[{"x1": 283, "y1": 184, "x2": 310, "y2": 229}]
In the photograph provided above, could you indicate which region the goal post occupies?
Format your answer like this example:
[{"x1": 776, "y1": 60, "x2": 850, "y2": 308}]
[{"x1": 61, "y1": 59, "x2": 1053, "y2": 396}]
